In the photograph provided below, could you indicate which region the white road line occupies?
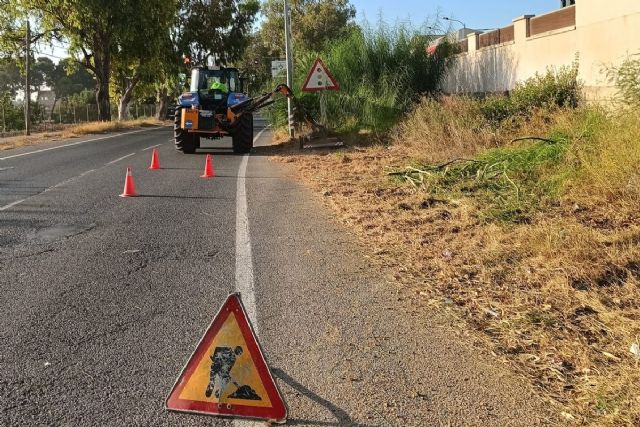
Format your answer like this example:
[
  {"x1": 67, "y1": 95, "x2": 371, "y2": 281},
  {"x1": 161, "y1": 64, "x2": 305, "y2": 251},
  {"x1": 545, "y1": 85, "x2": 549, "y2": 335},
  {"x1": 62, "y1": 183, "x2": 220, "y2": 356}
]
[
  {"x1": 0, "y1": 199, "x2": 26, "y2": 211},
  {"x1": 142, "y1": 143, "x2": 162, "y2": 151},
  {"x1": 0, "y1": 128, "x2": 158, "y2": 161},
  {"x1": 0, "y1": 167, "x2": 15, "y2": 171},
  {"x1": 0, "y1": 165, "x2": 95, "y2": 212},
  {"x1": 106, "y1": 153, "x2": 136, "y2": 165},
  {"x1": 233, "y1": 127, "x2": 266, "y2": 427}
]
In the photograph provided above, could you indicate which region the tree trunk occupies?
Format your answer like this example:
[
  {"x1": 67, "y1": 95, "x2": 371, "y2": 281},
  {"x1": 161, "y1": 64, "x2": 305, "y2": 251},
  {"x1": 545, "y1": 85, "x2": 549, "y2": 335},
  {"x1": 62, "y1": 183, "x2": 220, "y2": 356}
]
[
  {"x1": 49, "y1": 97, "x2": 58, "y2": 121},
  {"x1": 156, "y1": 87, "x2": 168, "y2": 120},
  {"x1": 118, "y1": 77, "x2": 140, "y2": 121},
  {"x1": 92, "y1": 35, "x2": 111, "y2": 122}
]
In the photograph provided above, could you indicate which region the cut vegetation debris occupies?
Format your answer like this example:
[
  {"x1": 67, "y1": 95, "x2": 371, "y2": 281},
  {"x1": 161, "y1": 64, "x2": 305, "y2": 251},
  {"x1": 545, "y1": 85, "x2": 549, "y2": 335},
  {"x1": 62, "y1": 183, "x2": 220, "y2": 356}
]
[
  {"x1": 272, "y1": 67, "x2": 640, "y2": 426},
  {"x1": 0, "y1": 118, "x2": 165, "y2": 151}
]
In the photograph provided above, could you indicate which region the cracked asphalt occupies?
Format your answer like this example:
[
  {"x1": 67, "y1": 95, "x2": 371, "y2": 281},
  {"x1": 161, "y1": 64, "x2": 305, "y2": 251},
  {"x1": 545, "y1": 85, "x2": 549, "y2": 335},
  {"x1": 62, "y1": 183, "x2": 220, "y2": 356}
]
[{"x1": 0, "y1": 120, "x2": 560, "y2": 426}]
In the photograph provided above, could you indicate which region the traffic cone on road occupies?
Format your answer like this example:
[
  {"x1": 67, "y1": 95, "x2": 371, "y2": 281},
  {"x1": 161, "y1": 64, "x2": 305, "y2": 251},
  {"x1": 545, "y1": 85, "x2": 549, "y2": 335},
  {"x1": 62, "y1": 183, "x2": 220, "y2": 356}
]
[
  {"x1": 201, "y1": 154, "x2": 215, "y2": 178},
  {"x1": 148, "y1": 148, "x2": 160, "y2": 170},
  {"x1": 120, "y1": 167, "x2": 138, "y2": 197}
]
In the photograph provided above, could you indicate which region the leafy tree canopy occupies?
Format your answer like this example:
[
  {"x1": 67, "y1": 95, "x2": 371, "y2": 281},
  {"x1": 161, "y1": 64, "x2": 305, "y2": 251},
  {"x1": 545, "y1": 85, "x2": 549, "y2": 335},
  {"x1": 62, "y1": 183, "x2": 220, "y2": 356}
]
[
  {"x1": 176, "y1": 0, "x2": 260, "y2": 66},
  {"x1": 260, "y1": 0, "x2": 356, "y2": 55}
]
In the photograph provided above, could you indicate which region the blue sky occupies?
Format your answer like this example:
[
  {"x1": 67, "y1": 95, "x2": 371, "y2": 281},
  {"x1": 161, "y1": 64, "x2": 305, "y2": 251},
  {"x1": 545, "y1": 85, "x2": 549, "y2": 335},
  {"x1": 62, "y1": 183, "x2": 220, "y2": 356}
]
[{"x1": 351, "y1": 1, "x2": 561, "y2": 30}]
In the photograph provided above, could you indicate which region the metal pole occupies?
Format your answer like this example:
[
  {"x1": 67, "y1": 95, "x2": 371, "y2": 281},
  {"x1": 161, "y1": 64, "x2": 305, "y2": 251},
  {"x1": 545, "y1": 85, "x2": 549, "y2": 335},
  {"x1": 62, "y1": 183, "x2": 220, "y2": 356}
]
[
  {"x1": 284, "y1": 0, "x2": 294, "y2": 138},
  {"x1": 25, "y1": 20, "x2": 31, "y2": 136}
]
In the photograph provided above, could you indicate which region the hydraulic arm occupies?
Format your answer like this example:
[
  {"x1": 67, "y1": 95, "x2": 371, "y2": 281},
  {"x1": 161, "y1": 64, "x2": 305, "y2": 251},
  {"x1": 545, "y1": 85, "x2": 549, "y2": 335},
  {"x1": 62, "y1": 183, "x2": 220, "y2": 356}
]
[{"x1": 228, "y1": 84, "x2": 294, "y2": 121}]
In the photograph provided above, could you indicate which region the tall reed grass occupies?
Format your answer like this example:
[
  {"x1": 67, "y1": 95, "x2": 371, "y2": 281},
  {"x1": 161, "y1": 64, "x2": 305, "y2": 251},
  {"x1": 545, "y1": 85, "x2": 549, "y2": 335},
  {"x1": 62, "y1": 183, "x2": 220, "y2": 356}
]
[{"x1": 265, "y1": 20, "x2": 454, "y2": 133}]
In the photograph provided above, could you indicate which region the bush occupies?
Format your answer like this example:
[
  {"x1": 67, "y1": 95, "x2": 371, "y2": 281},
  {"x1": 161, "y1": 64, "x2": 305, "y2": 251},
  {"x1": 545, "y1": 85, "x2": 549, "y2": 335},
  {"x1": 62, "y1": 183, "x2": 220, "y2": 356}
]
[
  {"x1": 479, "y1": 63, "x2": 581, "y2": 124},
  {"x1": 606, "y1": 53, "x2": 640, "y2": 108},
  {"x1": 0, "y1": 101, "x2": 46, "y2": 133}
]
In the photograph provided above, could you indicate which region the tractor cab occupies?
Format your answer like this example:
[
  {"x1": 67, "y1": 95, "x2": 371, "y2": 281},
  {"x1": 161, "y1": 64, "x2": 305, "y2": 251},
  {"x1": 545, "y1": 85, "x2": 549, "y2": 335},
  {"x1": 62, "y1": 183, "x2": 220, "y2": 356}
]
[{"x1": 187, "y1": 67, "x2": 244, "y2": 112}]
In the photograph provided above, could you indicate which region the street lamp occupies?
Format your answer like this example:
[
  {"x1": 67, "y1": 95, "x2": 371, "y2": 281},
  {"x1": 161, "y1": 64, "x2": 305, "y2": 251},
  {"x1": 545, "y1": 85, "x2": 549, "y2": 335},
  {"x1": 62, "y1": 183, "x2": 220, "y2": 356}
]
[{"x1": 443, "y1": 17, "x2": 466, "y2": 30}]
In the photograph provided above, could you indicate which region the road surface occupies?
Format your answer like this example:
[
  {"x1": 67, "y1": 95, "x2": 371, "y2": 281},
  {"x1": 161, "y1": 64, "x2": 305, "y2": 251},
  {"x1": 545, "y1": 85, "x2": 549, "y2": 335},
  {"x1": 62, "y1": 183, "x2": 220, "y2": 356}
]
[{"x1": 0, "y1": 119, "x2": 559, "y2": 426}]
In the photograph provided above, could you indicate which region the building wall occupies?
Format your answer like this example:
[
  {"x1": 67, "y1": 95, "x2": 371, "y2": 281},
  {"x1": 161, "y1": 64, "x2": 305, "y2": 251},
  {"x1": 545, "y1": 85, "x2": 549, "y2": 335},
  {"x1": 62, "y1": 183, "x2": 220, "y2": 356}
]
[{"x1": 441, "y1": 0, "x2": 640, "y2": 101}]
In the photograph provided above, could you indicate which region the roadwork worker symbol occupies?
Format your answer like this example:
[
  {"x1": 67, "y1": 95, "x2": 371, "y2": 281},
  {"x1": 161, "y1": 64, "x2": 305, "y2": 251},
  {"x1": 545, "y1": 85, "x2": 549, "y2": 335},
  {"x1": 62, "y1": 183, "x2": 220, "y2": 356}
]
[
  {"x1": 165, "y1": 293, "x2": 286, "y2": 421},
  {"x1": 205, "y1": 346, "x2": 262, "y2": 401}
]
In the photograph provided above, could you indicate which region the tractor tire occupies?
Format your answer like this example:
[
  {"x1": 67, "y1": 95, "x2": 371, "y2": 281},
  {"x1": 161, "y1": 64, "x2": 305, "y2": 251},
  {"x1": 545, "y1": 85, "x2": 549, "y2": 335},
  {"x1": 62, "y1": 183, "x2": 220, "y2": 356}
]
[
  {"x1": 232, "y1": 113, "x2": 253, "y2": 154},
  {"x1": 174, "y1": 107, "x2": 197, "y2": 154}
]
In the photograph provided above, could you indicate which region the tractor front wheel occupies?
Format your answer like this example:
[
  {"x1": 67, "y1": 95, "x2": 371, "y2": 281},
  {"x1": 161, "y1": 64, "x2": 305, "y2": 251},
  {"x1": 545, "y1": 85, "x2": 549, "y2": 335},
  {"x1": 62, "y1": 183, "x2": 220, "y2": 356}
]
[
  {"x1": 174, "y1": 107, "x2": 197, "y2": 154},
  {"x1": 232, "y1": 113, "x2": 253, "y2": 154}
]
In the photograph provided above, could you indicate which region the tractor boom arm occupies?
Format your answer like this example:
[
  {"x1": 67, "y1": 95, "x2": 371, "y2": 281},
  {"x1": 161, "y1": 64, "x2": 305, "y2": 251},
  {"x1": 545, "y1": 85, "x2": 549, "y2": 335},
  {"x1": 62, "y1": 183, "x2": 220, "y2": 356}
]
[{"x1": 231, "y1": 84, "x2": 293, "y2": 116}]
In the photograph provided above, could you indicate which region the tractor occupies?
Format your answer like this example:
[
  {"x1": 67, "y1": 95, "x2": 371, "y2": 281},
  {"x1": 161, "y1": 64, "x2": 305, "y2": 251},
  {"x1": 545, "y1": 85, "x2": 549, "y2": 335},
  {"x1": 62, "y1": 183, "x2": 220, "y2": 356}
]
[{"x1": 174, "y1": 66, "x2": 293, "y2": 154}]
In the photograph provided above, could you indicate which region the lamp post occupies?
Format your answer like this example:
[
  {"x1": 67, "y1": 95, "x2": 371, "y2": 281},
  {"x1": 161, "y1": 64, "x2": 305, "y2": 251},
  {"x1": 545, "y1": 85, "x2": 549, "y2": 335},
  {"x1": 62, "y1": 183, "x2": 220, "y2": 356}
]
[
  {"x1": 283, "y1": 0, "x2": 294, "y2": 139},
  {"x1": 25, "y1": 19, "x2": 31, "y2": 136},
  {"x1": 443, "y1": 17, "x2": 466, "y2": 30}
]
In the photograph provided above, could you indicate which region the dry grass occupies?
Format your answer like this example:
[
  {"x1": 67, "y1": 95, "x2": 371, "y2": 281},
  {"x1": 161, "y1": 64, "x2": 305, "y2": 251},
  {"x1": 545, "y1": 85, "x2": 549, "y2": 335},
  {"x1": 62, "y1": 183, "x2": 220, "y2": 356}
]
[
  {"x1": 62, "y1": 117, "x2": 164, "y2": 137},
  {"x1": 0, "y1": 118, "x2": 166, "y2": 151},
  {"x1": 271, "y1": 100, "x2": 640, "y2": 426}
]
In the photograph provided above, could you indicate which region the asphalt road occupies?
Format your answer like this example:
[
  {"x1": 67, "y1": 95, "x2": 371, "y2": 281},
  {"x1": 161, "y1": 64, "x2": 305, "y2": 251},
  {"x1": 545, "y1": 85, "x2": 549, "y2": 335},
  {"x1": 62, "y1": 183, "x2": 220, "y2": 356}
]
[{"x1": 0, "y1": 120, "x2": 559, "y2": 426}]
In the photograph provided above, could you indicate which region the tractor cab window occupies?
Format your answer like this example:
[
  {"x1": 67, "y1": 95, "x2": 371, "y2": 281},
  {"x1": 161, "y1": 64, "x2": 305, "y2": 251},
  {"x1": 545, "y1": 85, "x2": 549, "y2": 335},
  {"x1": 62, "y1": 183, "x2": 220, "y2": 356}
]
[
  {"x1": 227, "y1": 71, "x2": 239, "y2": 93},
  {"x1": 190, "y1": 68, "x2": 239, "y2": 94},
  {"x1": 206, "y1": 75, "x2": 228, "y2": 93}
]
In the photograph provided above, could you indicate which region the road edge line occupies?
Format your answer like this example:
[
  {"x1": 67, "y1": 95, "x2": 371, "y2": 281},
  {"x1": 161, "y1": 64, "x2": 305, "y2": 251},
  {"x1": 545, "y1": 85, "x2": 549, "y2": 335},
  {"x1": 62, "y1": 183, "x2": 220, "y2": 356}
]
[
  {"x1": 234, "y1": 128, "x2": 267, "y2": 329},
  {"x1": 233, "y1": 127, "x2": 267, "y2": 427}
]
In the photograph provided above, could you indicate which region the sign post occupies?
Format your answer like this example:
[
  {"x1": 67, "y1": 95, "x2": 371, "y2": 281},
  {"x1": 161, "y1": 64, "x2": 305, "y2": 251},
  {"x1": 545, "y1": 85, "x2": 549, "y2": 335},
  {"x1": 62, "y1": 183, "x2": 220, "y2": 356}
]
[
  {"x1": 284, "y1": 0, "x2": 295, "y2": 138},
  {"x1": 302, "y1": 57, "x2": 340, "y2": 132}
]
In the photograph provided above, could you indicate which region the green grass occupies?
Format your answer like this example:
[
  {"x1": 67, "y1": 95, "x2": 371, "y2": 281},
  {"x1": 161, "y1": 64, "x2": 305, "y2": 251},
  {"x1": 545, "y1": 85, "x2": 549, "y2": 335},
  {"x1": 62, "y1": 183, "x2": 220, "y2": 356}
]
[{"x1": 393, "y1": 130, "x2": 575, "y2": 223}]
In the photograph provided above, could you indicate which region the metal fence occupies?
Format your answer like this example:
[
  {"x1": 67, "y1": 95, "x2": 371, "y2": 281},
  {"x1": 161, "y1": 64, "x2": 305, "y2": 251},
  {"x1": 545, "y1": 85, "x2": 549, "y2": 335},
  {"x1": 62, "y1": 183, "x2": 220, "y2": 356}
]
[
  {"x1": 0, "y1": 103, "x2": 159, "y2": 138},
  {"x1": 45, "y1": 103, "x2": 158, "y2": 124}
]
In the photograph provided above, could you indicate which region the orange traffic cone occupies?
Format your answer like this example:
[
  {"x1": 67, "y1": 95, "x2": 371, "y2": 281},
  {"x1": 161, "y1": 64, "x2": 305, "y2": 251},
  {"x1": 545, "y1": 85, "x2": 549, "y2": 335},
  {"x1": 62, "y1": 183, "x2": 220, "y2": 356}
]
[
  {"x1": 148, "y1": 148, "x2": 160, "y2": 170},
  {"x1": 201, "y1": 154, "x2": 215, "y2": 178},
  {"x1": 120, "y1": 167, "x2": 138, "y2": 197}
]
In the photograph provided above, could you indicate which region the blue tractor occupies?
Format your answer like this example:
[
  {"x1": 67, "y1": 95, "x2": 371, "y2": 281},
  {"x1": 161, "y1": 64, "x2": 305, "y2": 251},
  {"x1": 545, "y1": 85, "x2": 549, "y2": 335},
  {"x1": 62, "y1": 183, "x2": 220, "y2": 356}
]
[{"x1": 174, "y1": 66, "x2": 293, "y2": 154}]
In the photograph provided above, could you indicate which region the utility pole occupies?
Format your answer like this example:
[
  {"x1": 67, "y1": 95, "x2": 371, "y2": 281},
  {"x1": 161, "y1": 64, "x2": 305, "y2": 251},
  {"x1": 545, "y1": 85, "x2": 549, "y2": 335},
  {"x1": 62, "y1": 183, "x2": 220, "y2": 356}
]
[
  {"x1": 284, "y1": 0, "x2": 294, "y2": 139},
  {"x1": 25, "y1": 19, "x2": 31, "y2": 136}
]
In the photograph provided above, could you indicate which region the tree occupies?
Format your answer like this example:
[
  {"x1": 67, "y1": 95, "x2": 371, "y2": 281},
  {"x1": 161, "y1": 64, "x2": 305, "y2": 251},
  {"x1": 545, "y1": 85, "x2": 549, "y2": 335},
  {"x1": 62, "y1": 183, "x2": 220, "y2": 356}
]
[
  {"x1": 0, "y1": 59, "x2": 21, "y2": 97},
  {"x1": 176, "y1": 0, "x2": 260, "y2": 66},
  {"x1": 31, "y1": 56, "x2": 55, "y2": 97},
  {"x1": 237, "y1": 34, "x2": 275, "y2": 94},
  {"x1": 0, "y1": 58, "x2": 21, "y2": 132},
  {"x1": 110, "y1": 1, "x2": 178, "y2": 120},
  {"x1": 47, "y1": 58, "x2": 95, "y2": 119},
  {"x1": 260, "y1": 0, "x2": 356, "y2": 55},
  {"x1": 18, "y1": 0, "x2": 171, "y2": 121}
]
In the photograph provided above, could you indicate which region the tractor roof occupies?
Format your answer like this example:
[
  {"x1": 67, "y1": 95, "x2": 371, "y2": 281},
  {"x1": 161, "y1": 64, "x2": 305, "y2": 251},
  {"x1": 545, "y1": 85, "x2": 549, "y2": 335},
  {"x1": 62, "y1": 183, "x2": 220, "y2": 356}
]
[{"x1": 195, "y1": 66, "x2": 239, "y2": 72}]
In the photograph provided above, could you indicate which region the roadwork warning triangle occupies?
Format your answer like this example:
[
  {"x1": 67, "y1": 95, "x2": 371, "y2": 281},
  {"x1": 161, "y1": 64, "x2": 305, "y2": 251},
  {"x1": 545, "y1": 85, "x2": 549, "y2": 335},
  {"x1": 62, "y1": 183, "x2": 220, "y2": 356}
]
[
  {"x1": 166, "y1": 293, "x2": 287, "y2": 422},
  {"x1": 302, "y1": 58, "x2": 340, "y2": 92}
]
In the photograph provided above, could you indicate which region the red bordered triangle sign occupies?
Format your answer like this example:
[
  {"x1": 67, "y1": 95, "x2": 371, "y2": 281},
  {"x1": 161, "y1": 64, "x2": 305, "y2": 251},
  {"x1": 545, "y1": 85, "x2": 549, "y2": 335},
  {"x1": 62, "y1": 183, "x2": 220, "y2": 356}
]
[
  {"x1": 166, "y1": 293, "x2": 287, "y2": 422},
  {"x1": 302, "y1": 57, "x2": 340, "y2": 92}
]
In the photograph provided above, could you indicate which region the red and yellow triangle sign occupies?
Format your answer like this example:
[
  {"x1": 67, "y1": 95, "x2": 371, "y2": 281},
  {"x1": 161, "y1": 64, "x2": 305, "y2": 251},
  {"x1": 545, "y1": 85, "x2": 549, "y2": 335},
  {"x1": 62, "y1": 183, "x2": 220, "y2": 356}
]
[
  {"x1": 302, "y1": 57, "x2": 340, "y2": 92},
  {"x1": 166, "y1": 293, "x2": 287, "y2": 422}
]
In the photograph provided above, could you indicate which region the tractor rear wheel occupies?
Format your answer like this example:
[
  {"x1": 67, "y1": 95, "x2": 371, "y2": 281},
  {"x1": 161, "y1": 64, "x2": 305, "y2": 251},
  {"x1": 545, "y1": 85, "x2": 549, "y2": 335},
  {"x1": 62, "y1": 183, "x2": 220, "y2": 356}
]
[
  {"x1": 174, "y1": 107, "x2": 197, "y2": 154},
  {"x1": 232, "y1": 113, "x2": 253, "y2": 154}
]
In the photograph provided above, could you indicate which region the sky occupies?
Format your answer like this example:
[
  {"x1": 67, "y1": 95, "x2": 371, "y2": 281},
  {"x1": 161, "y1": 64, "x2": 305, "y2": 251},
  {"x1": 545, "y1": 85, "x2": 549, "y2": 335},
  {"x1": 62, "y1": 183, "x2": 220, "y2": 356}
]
[
  {"x1": 350, "y1": 0, "x2": 562, "y2": 30},
  {"x1": 36, "y1": 1, "x2": 564, "y2": 64}
]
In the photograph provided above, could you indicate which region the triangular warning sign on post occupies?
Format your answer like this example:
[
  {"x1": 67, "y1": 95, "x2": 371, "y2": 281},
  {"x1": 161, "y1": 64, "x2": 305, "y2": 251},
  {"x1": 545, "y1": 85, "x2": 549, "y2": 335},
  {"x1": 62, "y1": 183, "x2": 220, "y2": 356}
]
[
  {"x1": 166, "y1": 293, "x2": 287, "y2": 422},
  {"x1": 302, "y1": 57, "x2": 340, "y2": 92}
]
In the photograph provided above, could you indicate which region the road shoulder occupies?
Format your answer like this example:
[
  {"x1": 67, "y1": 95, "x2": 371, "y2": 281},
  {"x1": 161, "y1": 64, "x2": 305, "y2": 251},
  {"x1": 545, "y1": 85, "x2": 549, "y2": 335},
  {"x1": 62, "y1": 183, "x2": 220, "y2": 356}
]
[{"x1": 247, "y1": 145, "x2": 560, "y2": 426}]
